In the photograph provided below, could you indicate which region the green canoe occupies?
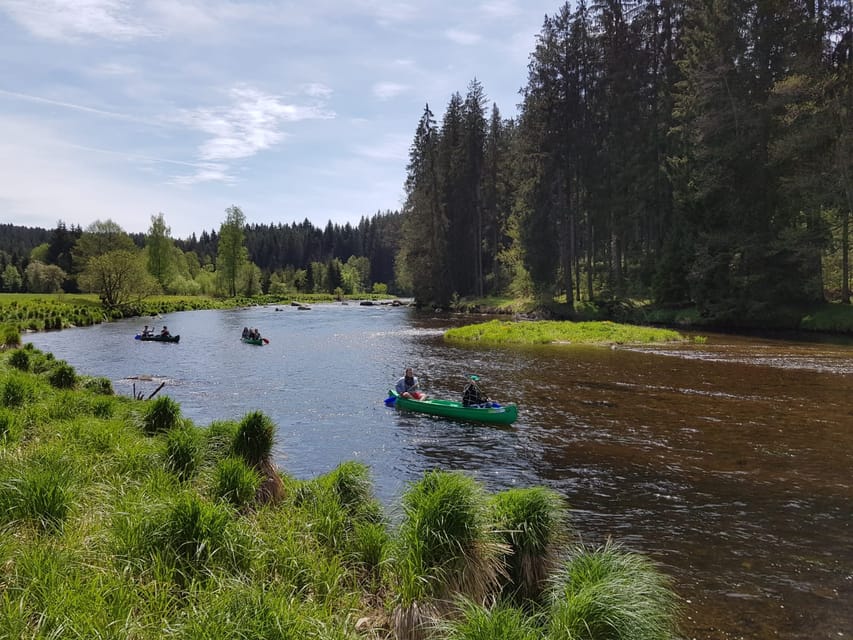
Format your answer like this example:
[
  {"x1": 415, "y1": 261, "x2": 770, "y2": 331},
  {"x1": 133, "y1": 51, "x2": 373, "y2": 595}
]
[
  {"x1": 387, "y1": 390, "x2": 518, "y2": 426},
  {"x1": 241, "y1": 336, "x2": 266, "y2": 345}
]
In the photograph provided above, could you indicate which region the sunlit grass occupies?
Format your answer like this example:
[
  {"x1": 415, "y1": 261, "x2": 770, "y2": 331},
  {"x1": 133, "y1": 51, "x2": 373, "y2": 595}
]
[{"x1": 444, "y1": 319, "x2": 685, "y2": 346}]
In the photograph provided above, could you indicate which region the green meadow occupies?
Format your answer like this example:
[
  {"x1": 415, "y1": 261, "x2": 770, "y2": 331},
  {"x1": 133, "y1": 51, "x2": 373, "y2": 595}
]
[
  {"x1": 444, "y1": 319, "x2": 685, "y2": 346},
  {"x1": 0, "y1": 336, "x2": 680, "y2": 639}
]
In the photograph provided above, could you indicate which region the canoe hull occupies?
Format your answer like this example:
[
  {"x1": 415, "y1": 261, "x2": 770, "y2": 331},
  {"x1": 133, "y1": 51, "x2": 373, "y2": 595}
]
[
  {"x1": 241, "y1": 337, "x2": 265, "y2": 345},
  {"x1": 389, "y1": 390, "x2": 518, "y2": 425},
  {"x1": 135, "y1": 334, "x2": 180, "y2": 343}
]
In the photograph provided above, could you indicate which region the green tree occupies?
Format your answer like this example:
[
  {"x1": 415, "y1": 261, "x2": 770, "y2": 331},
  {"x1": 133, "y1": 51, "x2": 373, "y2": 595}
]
[
  {"x1": 25, "y1": 261, "x2": 66, "y2": 293},
  {"x1": 74, "y1": 220, "x2": 136, "y2": 272},
  {"x1": 217, "y1": 206, "x2": 248, "y2": 297},
  {"x1": 78, "y1": 250, "x2": 158, "y2": 309},
  {"x1": 146, "y1": 213, "x2": 174, "y2": 290},
  {"x1": 1, "y1": 264, "x2": 22, "y2": 292}
]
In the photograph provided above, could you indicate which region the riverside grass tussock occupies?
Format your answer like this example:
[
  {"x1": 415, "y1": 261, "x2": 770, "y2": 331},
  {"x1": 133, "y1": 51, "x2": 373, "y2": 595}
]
[{"x1": 0, "y1": 347, "x2": 681, "y2": 640}]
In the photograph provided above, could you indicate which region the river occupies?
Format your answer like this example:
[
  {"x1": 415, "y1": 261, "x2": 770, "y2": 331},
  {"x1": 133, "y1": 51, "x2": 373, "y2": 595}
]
[{"x1": 24, "y1": 303, "x2": 853, "y2": 640}]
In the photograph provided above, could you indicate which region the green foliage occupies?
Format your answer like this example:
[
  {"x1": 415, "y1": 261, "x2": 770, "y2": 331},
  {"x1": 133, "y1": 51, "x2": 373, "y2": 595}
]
[
  {"x1": 232, "y1": 410, "x2": 275, "y2": 466},
  {"x1": 8, "y1": 348, "x2": 29, "y2": 371},
  {"x1": 442, "y1": 600, "x2": 541, "y2": 640},
  {"x1": 47, "y1": 360, "x2": 77, "y2": 389},
  {"x1": 1, "y1": 324, "x2": 21, "y2": 348},
  {"x1": 165, "y1": 425, "x2": 203, "y2": 482},
  {"x1": 1, "y1": 370, "x2": 35, "y2": 407},
  {"x1": 82, "y1": 376, "x2": 114, "y2": 395},
  {"x1": 0, "y1": 407, "x2": 16, "y2": 441},
  {"x1": 489, "y1": 486, "x2": 568, "y2": 602},
  {"x1": 213, "y1": 457, "x2": 260, "y2": 508},
  {"x1": 547, "y1": 541, "x2": 680, "y2": 640},
  {"x1": 0, "y1": 453, "x2": 76, "y2": 533},
  {"x1": 205, "y1": 419, "x2": 240, "y2": 460},
  {"x1": 143, "y1": 395, "x2": 183, "y2": 435},
  {"x1": 445, "y1": 319, "x2": 684, "y2": 346},
  {"x1": 320, "y1": 460, "x2": 383, "y2": 524}
]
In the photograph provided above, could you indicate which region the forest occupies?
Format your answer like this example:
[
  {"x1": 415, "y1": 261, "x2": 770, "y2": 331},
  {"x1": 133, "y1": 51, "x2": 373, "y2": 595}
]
[{"x1": 1, "y1": 1, "x2": 851, "y2": 326}]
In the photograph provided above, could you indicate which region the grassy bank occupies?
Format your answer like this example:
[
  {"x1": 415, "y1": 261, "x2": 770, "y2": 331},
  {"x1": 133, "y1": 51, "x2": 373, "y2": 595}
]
[
  {"x1": 444, "y1": 319, "x2": 685, "y2": 346},
  {"x1": 0, "y1": 341, "x2": 681, "y2": 639},
  {"x1": 0, "y1": 292, "x2": 398, "y2": 335}
]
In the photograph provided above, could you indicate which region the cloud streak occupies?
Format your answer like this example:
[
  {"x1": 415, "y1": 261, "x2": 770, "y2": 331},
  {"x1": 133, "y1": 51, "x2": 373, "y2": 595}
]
[{"x1": 0, "y1": 0, "x2": 156, "y2": 41}]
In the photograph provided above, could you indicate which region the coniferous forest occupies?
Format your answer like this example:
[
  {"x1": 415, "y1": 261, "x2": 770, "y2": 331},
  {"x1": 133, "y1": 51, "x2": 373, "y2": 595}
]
[{"x1": 2, "y1": 1, "x2": 851, "y2": 327}]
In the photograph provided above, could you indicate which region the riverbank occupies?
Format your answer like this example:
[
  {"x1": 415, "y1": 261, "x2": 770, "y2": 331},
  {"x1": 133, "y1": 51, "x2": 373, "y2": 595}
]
[
  {"x1": 0, "y1": 342, "x2": 680, "y2": 639},
  {"x1": 0, "y1": 292, "x2": 397, "y2": 335},
  {"x1": 449, "y1": 296, "x2": 853, "y2": 336}
]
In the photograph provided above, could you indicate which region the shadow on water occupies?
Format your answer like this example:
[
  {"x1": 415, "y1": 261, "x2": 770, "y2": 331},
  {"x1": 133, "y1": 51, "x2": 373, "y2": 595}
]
[{"x1": 25, "y1": 306, "x2": 853, "y2": 640}]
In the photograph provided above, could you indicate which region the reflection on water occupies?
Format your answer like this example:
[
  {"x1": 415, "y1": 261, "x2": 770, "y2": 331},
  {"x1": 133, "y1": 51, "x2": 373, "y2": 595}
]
[{"x1": 25, "y1": 306, "x2": 853, "y2": 640}]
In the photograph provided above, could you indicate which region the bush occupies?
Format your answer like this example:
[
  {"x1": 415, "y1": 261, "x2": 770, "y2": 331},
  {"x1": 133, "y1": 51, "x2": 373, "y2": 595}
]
[
  {"x1": 213, "y1": 457, "x2": 261, "y2": 508},
  {"x1": 165, "y1": 426, "x2": 203, "y2": 482},
  {"x1": 232, "y1": 411, "x2": 275, "y2": 466},
  {"x1": 143, "y1": 396, "x2": 182, "y2": 435},
  {"x1": 48, "y1": 361, "x2": 77, "y2": 389},
  {"x1": 8, "y1": 348, "x2": 29, "y2": 371}
]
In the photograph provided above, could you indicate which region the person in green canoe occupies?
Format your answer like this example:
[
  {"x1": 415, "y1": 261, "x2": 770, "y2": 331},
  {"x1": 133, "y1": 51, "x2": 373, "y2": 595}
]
[
  {"x1": 462, "y1": 375, "x2": 490, "y2": 407},
  {"x1": 395, "y1": 367, "x2": 425, "y2": 400}
]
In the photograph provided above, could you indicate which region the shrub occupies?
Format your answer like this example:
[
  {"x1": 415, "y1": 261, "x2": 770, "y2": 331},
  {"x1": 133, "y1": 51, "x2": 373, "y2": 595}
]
[
  {"x1": 165, "y1": 425, "x2": 203, "y2": 482},
  {"x1": 143, "y1": 396, "x2": 182, "y2": 435},
  {"x1": 48, "y1": 361, "x2": 77, "y2": 389},
  {"x1": 232, "y1": 411, "x2": 275, "y2": 466},
  {"x1": 547, "y1": 541, "x2": 680, "y2": 640},
  {"x1": 213, "y1": 457, "x2": 261, "y2": 508},
  {"x1": 8, "y1": 348, "x2": 29, "y2": 371}
]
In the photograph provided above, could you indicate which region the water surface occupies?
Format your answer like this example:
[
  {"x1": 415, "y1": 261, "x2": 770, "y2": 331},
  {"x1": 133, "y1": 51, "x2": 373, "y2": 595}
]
[{"x1": 26, "y1": 304, "x2": 853, "y2": 640}]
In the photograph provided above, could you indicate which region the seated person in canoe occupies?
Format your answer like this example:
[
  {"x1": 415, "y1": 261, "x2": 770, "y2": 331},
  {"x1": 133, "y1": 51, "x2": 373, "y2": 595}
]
[{"x1": 395, "y1": 367, "x2": 425, "y2": 400}]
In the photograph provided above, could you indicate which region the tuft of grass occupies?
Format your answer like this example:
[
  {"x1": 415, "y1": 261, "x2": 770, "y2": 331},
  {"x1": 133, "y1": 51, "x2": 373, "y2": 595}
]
[
  {"x1": 320, "y1": 460, "x2": 383, "y2": 524},
  {"x1": 1, "y1": 370, "x2": 36, "y2": 408},
  {"x1": 81, "y1": 376, "x2": 114, "y2": 395},
  {"x1": 444, "y1": 319, "x2": 684, "y2": 346},
  {"x1": 1, "y1": 324, "x2": 21, "y2": 348},
  {"x1": 489, "y1": 486, "x2": 569, "y2": 603},
  {"x1": 391, "y1": 470, "x2": 507, "y2": 639},
  {"x1": 441, "y1": 599, "x2": 541, "y2": 640},
  {"x1": 205, "y1": 419, "x2": 240, "y2": 461},
  {"x1": 232, "y1": 410, "x2": 276, "y2": 466},
  {"x1": 8, "y1": 348, "x2": 30, "y2": 371},
  {"x1": 143, "y1": 395, "x2": 183, "y2": 435},
  {"x1": 0, "y1": 453, "x2": 76, "y2": 533},
  {"x1": 547, "y1": 541, "x2": 680, "y2": 640},
  {"x1": 47, "y1": 361, "x2": 77, "y2": 389},
  {"x1": 212, "y1": 457, "x2": 261, "y2": 508},
  {"x1": 165, "y1": 424, "x2": 203, "y2": 482}
]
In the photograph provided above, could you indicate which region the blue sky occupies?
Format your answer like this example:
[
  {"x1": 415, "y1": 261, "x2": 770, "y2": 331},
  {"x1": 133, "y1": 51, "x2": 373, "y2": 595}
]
[{"x1": 0, "y1": 0, "x2": 560, "y2": 240}]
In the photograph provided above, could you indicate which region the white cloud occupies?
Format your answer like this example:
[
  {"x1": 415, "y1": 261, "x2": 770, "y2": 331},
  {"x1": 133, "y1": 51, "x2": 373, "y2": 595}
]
[
  {"x1": 175, "y1": 86, "x2": 335, "y2": 182},
  {"x1": 444, "y1": 28, "x2": 482, "y2": 45},
  {"x1": 0, "y1": 0, "x2": 155, "y2": 41},
  {"x1": 372, "y1": 82, "x2": 410, "y2": 101},
  {"x1": 353, "y1": 133, "x2": 410, "y2": 162}
]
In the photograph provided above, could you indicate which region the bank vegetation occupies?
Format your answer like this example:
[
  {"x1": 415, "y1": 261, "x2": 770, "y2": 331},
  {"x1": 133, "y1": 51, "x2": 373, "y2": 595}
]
[{"x1": 0, "y1": 338, "x2": 680, "y2": 639}]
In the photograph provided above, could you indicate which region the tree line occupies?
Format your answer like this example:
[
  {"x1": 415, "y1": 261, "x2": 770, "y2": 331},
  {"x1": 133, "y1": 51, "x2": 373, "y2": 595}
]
[
  {"x1": 398, "y1": 0, "x2": 851, "y2": 322},
  {"x1": 3, "y1": 1, "x2": 850, "y2": 323},
  {"x1": 0, "y1": 209, "x2": 401, "y2": 304}
]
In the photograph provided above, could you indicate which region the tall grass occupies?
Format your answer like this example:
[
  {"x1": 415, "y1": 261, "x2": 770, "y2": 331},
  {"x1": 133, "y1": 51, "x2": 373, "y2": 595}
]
[
  {"x1": 212, "y1": 457, "x2": 260, "y2": 508},
  {"x1": 391, "y1": 470, "x2": 507, "y2": 640},
  {"x1": 0, "y1": 370, "x2": 36, "y2": 408},
  {"x1": 489, "y1": 486, "x2": 569, "y2": 603},
  {"x1": 47, "y1": 360, "x2": 77, "y2": 389},
  {"x1": 441, "y1": 599, "x2": 541, "y2": 640},
  {"x1": 0, "y1": 452, "x2": 76, "y2": 532},
  {"x1": 232, "y1": 411, "x2": 284, "y2": 504},
  {"x1": 143, "y1": 395, "x2": 183, "y2": 434},
  {"x1": 547, "y1": 541, "x2": 680, "y2": 640},
  {"x1": 165, "y1": 425, "x2": 204, "y2": 482}
]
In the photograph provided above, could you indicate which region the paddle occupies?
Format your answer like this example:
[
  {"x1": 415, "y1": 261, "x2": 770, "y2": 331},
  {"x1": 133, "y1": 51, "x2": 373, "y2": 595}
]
[{"x1": 262, "y1": 338, "x2": 270, "y2": 344}]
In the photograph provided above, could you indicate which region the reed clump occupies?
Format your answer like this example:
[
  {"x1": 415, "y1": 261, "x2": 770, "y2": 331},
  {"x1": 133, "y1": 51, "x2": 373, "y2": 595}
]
[{"x1": 0, "y1": 348, "x2": 681, "y2": 639}]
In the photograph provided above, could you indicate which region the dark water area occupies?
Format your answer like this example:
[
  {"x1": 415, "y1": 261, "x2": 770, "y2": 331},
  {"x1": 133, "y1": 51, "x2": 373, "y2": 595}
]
[{"x1": 25, "y1": 304, "x2": 853, "y2": 640}]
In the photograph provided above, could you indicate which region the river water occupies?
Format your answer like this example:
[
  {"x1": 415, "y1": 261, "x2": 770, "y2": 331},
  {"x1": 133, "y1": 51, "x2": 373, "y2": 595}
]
[{"x1": 24, "y1": 303, "x2": 853, "y2": 640}]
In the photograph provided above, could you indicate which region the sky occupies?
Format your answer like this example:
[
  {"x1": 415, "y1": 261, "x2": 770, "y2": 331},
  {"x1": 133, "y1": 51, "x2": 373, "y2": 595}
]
[{"x1": 0, "y1": 0, "x2": 561, "y2": 240}]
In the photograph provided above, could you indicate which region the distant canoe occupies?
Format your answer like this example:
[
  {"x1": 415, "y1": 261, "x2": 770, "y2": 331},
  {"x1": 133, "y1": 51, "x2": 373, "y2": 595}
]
[
  {"x1": 241, "y1": 336, "x2": 267, "y2": 345},
  {"x1": 387, "y1": 390, "x2": 518, "y2": 425},
  {"x1": 135, "y1": 334, "x2": 180, "y2": 343}
]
